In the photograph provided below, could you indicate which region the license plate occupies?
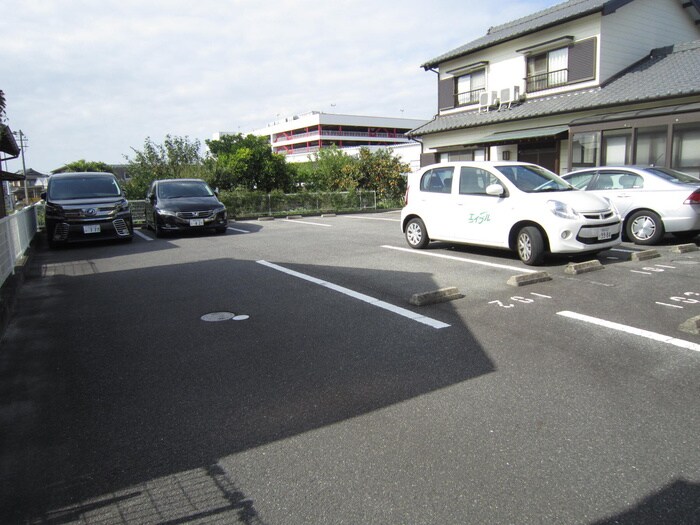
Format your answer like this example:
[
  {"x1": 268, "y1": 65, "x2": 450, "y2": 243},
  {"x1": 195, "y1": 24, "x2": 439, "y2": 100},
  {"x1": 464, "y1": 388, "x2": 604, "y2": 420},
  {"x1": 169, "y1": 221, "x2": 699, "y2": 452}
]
[
  {"x1": 83, "y1": 224, "x2": 101, "y2": 234},
  {"x1": 598, "y1": 228, "x2": 612, "y2": 240},
  {"x1": 189, "y1": 219, "x2": 205, "y2": 226}
]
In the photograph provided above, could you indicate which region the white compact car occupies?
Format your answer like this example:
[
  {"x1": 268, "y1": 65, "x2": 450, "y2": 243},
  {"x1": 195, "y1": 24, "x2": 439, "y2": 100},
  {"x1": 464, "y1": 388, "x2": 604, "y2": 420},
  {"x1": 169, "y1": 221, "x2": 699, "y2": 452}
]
[
  {"x1": 562, "y1": 166, "x2": 700, "y2": 245},
  {"x1": 400, "y1": 161, "x2": 622, "y2": 265}
]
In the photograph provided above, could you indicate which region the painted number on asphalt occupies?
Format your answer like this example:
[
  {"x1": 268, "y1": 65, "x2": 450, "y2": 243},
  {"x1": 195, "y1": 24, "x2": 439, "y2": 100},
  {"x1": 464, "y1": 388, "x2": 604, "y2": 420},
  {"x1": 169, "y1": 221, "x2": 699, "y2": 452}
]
[
  {"x1": 631, "y1": 264, "x2": 676, "y2": 275},
  {"x1": 489, "y1": 292, "x2": 552, "y2": 309},
  {"x1": 656, "y1": 291, "x2": 700, "y2": 309}
]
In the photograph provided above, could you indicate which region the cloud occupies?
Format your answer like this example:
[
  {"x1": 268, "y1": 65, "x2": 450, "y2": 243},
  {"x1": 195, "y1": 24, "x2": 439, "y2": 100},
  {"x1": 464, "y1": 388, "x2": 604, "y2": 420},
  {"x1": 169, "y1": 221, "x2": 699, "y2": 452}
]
[{"x1": 0, "y1": 0, "x2": 556, "y2": 172}]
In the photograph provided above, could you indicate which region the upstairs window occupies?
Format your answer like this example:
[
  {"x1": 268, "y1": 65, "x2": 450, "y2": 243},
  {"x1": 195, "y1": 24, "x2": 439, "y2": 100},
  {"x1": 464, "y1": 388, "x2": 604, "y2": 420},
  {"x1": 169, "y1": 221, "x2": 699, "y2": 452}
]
[
  {"x1": 526, "y1": 47, "x2": 569, "y2": 92},
  {"x1": 455, "y1": 69, "x2": 486, "y2": 106},
  {"x1": 522, "y1": 37, "x2": 596, "y2": 93}
]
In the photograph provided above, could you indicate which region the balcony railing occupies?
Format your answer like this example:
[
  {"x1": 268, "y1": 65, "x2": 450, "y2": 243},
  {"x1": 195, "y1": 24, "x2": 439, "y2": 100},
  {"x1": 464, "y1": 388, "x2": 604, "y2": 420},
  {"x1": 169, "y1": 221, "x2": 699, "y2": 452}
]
[
  {"x1": 273, "y1": 129, "x2": 406, "y2": 143},
  {"x1": 455, "y1": 87, "x2": 486, "y2": 106},
  {"x1": 525, "y1": 68, "x2": 568, "y2": 92}
]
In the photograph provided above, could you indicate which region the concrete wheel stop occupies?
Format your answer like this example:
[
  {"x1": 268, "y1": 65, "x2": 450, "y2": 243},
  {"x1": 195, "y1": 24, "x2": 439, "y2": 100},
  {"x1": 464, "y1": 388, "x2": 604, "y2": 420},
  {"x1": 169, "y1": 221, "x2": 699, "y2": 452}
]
[
  {"x1": 506, "y1": 271, "x2": 552, "y2": 287},
  {"x1": 410, "y1": 287, "x2": 464, "y2": 306}
]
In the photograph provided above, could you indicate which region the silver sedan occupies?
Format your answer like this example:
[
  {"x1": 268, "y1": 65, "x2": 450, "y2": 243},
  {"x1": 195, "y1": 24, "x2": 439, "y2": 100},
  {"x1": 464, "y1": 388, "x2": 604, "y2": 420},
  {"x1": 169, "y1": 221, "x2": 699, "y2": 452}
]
[{"x1": 562, "y1": 166, "x2": 700, "y2": 245}]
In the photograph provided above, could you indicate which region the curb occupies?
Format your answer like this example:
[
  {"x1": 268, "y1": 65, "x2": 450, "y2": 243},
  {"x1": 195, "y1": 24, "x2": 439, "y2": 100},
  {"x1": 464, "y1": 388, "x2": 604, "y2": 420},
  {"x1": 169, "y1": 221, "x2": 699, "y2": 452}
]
[
  {"x1": 507, "y1": 271, "x2": 552, "y2": 287},
  {"x1": 680, "y1": 315, "x2": 700, "y2": 335},
  {"x1": 410, "y1": 287, "x2": 464, "y2": 306},
  {"x1": 630, "y1": 249, "x2": 660, "y2": 261},
  {"x1": 671, "y1": 243, "x2": 699, "y2": 254},
  {"x1": 565, "y1": 260, "x2": 604, "y2": 275}
]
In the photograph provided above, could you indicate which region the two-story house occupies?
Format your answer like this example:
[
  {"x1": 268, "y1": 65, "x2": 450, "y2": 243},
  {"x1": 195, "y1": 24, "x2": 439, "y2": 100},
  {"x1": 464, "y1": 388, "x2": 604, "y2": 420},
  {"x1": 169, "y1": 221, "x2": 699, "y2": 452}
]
[{"x1": 409, "y1": 0, "x2": 700, "y2": 176}]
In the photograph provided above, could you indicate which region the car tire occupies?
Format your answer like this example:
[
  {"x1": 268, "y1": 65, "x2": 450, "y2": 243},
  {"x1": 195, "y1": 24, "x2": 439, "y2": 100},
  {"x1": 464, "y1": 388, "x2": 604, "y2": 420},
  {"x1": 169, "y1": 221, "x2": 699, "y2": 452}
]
[
  {"x1": 45, "y1": 220, "x2": 58, "y2": 249},
  {"x1": 153, "y1": 214, "x2": 164, "y2": 238},
  {"x1": 405, "y1": 218, "x2": 430, "y2": 249},
  {"x1": 517, "y1": 226, "x2": 545, "y2": 265},
  {"x1": 626, "y1": 210, "x2": 664, "y2": 245}
]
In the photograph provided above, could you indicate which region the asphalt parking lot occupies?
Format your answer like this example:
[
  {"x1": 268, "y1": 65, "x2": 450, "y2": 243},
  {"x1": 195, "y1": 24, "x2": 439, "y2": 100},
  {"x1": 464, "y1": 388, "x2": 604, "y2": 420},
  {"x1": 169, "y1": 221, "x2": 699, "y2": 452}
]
[{"x1": 2, "y1": 211, "x2": 699, "y2": 524}]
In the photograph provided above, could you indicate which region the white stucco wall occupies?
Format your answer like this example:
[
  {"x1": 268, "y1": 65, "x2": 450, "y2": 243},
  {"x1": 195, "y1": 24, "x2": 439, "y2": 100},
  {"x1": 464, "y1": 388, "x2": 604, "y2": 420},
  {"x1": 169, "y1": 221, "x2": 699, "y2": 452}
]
[
  {"x1": 600, "y1": 0, "x2": 700, "y2": 82},
  {"x1": 438, "y1": 14, "x2": 603, "y2": 115}
]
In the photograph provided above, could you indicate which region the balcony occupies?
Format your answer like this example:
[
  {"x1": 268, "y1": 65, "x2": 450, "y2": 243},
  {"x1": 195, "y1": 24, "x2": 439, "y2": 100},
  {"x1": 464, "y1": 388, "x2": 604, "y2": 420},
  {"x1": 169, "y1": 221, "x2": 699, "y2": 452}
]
[
  {"x1": 273, "y1": 129, "x2": 407, "y2": 144},
  {"x1": 525, "y1": 68, "x2": 568, "y2": 93},
  {"x1": 455, "y1": 87, "x2": 486, "y2": 107}
]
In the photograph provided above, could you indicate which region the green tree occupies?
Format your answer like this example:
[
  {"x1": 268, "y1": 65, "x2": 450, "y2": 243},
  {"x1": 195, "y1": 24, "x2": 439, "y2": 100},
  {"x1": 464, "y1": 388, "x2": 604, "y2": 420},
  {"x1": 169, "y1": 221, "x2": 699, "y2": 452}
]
[
  {"x1": 303, "y1": 145, "x2": 358, "y2": 191},
  {"x1": 205, "y1": 133, "x2": 295, "y2": 192},
  {"x1": 353, "y1": 147, "x2": 409, "y2": 202},
  {"x1": 123, "y1": 135, "x2": 205, "y2": 198},
  {"x1": 52, "y1": 159, "x2": 114, "y2": 174}
]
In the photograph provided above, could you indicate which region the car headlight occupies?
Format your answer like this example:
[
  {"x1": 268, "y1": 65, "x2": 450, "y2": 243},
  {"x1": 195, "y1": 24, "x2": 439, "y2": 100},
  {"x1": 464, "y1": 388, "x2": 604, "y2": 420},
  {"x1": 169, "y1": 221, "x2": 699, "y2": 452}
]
[
  {"x1": 603, "y1": 197, "x2": 619, "y2": 216},
  {"x1": 117, "y1": 199, "x2": 130, "y2": 212},
  {"x1": 156, "y1": 207, "x2": 177, "y2": 217},
  {"x1": 45, "y1": 202, "x2": 65, "y2": 219},
  {"x1": 547, "y1": 199, "x2": 580, "y2": 220}
]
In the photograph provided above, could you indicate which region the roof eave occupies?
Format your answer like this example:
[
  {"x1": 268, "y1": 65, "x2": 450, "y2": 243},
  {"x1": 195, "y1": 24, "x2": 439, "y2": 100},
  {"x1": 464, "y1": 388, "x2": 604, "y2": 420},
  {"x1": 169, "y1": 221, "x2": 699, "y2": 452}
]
[
  {"x1": 421, "y1": 1, "x2": 632, "y2": 70},
  {"x1": 409, "y1": 92, "x2": 700, "y2": 138}
]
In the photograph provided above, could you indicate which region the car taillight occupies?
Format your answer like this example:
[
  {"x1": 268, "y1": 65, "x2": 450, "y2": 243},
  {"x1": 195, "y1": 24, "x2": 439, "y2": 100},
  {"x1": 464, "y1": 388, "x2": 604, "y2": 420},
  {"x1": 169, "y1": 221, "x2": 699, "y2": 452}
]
[{"x1": 684, "y1": 189, "x2": 700, "y2": 205}]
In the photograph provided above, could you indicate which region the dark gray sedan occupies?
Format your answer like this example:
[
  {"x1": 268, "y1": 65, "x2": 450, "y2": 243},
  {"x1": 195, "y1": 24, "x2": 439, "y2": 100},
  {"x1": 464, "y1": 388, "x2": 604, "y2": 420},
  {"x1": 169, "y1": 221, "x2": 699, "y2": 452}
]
[{"x1": 144, "y1": 178, "x2": 228, "y2": 237}]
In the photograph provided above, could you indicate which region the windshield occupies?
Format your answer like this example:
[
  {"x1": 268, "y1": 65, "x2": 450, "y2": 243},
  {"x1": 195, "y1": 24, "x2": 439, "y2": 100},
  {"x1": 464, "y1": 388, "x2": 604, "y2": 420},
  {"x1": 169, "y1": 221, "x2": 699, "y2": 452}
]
[
  {"x1": 48, "y1": 176, "x2": 122, "y2": 200},
  {"x1": 644, "y1": 167, "x2": 700, "y2": 184},
  {"x1": 158, "y1": 180, "x2": 214, "y2": 199},
  {"x1": 494, "y1": 165, "x2": 573, "y2": 193}
]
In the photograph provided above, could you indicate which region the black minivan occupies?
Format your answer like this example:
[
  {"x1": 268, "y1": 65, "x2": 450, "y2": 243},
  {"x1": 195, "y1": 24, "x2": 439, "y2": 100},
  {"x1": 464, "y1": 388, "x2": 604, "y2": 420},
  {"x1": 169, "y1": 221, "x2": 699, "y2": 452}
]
[{"x1": 42, "y1": 172, "x2": 133, "y2": 248}]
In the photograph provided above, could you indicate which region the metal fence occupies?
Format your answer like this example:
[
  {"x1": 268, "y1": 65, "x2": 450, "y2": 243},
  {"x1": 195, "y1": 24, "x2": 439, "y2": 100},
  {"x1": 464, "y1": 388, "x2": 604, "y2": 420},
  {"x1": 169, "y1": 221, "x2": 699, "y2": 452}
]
[
  {"x1": 221, "y1": 190, "x2": 378, "y2": 218},
  {"x1": 130, "y1": 190, "x2": 378, "y2": 221},
  {"x1": 0, "y1": 205, "x2": 38, "y2": 289}
]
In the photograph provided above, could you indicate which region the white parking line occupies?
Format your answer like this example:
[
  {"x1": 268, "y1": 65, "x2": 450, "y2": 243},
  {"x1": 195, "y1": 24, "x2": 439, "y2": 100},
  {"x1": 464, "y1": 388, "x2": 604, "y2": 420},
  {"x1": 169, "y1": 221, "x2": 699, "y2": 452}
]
[
  {"x1": 382, "y1": 245, "x2": 539, "y2": 274},
  {"x1": 557, "y1": 311, "x2": 700, "y2": 352},
  {"x1": 281, "y1": 219, "x2": 332, "y2": 227},
  {"x1": 257, "y1": 260, "x2": 450, "y2": 329},
  {"x1": 228, "y1": 226, "x2": 250, "y2": 233},
  {"x1": 134, "y1": 229, "x2": 153, "y2": 241}
]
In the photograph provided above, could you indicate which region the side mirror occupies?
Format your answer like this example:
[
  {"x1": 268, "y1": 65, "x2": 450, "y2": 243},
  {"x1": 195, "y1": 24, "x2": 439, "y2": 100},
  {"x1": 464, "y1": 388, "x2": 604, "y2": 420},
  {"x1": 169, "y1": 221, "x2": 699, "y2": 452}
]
[
  {"x1": 40, "y1": 192, "x2": 47, "y2": 201},
  {"x1": 486, "y1": 184, "x2": 505, "y2": 197}
]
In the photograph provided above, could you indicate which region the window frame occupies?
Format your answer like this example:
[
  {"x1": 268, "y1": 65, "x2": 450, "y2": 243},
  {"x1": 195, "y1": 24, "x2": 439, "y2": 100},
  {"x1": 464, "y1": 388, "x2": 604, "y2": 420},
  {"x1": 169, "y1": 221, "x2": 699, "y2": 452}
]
[
  {"x1": 454, "y1": 68, "x2": 487, "y2": 107},
  {"x1": 526, "y1": 46, "x2": 569, "y2": 92}
]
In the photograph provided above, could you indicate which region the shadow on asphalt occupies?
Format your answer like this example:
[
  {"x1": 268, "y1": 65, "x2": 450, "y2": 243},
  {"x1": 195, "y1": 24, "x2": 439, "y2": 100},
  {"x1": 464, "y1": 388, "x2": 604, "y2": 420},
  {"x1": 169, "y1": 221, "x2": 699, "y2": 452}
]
[{"x1": 0, "y1": 243, "x2": 493, "y2": 522}]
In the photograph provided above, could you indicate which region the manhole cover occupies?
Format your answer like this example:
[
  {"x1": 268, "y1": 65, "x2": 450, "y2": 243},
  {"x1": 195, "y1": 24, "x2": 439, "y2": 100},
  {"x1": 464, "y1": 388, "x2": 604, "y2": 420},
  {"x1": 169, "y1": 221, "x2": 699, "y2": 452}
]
[{"x1": 201, "y1": 312, "x2": 236, "y2": 322}]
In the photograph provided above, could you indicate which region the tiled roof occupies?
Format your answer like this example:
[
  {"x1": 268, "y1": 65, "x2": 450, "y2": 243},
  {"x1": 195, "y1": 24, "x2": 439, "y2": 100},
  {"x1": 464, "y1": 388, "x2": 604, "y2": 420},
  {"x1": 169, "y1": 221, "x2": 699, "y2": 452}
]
[
  {"x1": 422, "y1": 0, "x2": 628, "y2": 69},
  {"x1": 410, "y1": 40, "x2": 700, "y2": 136}
]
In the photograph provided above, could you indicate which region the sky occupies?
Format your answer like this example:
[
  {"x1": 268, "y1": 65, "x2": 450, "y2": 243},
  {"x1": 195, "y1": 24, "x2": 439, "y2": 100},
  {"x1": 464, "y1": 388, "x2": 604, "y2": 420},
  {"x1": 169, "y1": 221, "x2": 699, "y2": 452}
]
[{"x1": 1, "y1": 0, "x2": 557, "y2": 174}]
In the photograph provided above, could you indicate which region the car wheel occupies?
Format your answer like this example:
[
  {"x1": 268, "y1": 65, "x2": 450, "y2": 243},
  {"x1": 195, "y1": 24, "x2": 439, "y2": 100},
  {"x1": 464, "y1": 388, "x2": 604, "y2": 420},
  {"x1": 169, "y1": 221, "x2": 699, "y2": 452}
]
[
  {"x1": 626, "y1": 210, "x2": 664, "y2": 245},
  {"x1": 517, "y1": 226, "x2": 545, "y2": 265},
  {"x1": 153, "y1": 213, "x2": 164, "y2": 238},
  {"x1": 45, "y1": 220, "x2": 58, "y2": 249},
  {"x1": 405, "y1": 218, "x2": 429, "y2": 249}
]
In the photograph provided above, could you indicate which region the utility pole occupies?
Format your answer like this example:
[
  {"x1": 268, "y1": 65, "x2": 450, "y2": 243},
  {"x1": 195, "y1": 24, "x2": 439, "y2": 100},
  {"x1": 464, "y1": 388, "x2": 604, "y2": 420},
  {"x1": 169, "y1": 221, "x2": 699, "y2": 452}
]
[{"x1": 13, "y1": 130, "x2": 28, "y2": 203}]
